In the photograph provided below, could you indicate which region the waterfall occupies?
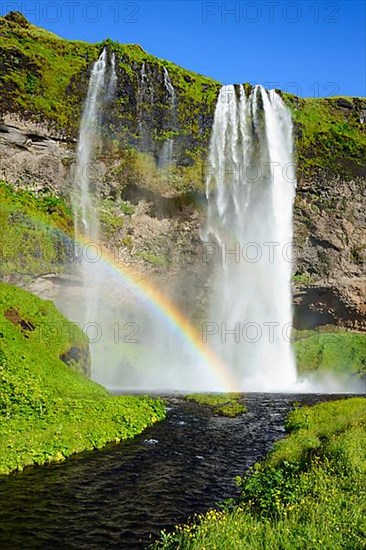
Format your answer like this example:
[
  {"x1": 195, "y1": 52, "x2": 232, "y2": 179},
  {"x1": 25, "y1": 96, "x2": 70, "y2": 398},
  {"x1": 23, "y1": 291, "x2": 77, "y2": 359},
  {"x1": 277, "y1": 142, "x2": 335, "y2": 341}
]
[
  {"x1": 158, "y1": 66, "x2": 176, "y2": 168},
  {"x1": 72, "y1": 48, "x2": 116, "y2": 324},
  {"x1": 107, "y1": 52, "x2": 118, "y2": 100},
  {"x1": 73, "y1": 48, "x2": 107, "y2": 240},
  {"x1": 137, "y1": 64, "x2": 176, "y2": 167},
  {"x1": 205, "y1": 84, "x2": 297, "y2": 391},
  {"x1": 138, "y1": 62, "x2": 152, "y2": 151},
  {"x1": 163, "y1": 66, "x2": 176, "y2": 100}
]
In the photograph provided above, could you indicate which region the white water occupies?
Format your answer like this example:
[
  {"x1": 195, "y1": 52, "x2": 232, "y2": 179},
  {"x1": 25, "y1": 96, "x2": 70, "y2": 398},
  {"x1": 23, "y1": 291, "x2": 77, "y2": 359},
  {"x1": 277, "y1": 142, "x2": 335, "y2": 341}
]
[
  {"x1": 60, "y1": 51, "x2": 223, "y2": 392},
  {"x1": 205, "y1": 85, "x2": 298, "y2": 391},
  {"x1": 158, "y1": 67, "x2": 176, "y2": 168},
  {"x1": 107, "y1": 52, "x2": 118, "y2": 100}
]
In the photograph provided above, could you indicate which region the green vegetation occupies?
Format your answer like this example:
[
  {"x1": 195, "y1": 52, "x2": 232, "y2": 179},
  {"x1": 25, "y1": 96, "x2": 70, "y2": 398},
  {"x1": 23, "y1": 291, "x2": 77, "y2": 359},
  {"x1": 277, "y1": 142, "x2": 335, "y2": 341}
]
[
  {"x1": 0, "y1": 11, "x2": 219, "y2": 153},
  {"x1": 103, "y1": 39, "x2": 219, "y2": 164},
  {"x1": 0, "y1": 12, "x2": 99, "y2": 132},
  {"x1": 294, "y1": 327, "x2": 366, "y2": 380},
  {"x1": 0, "y1": 282, "x2": 165, "y2": 474},
  {"x1": 283, "y1": 94, "x2": 366, "y2": 178},
  {"x1": 185, "y1": 393, "x2": 246, "y2": 417},
  {"x1": 154, "y1": 397, "x2": 366, "y2": 549},
  {"x1": 137, "y1": 251, "x2": 170, "y2": 268},
  {"x1": 291, "y1": 272, "x2": 315, "y2": 285},
  {"x1": 109, "y1": 143, "x2": 207, "y2": 197},
  {"x1": 0, "y1": 181, "x2": 73, "y2": 283},
  {"x1": 350, "y1": 244, "x2": 365, "y2": 266},
  {"x1": 2, "y1": 11, "x2": 365, "y2": 185}
]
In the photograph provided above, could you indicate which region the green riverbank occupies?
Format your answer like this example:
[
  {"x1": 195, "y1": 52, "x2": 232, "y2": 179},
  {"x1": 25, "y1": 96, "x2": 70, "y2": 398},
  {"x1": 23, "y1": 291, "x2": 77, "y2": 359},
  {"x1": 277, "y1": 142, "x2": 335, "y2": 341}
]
[
  {"x1": 154, "y1": 396, "x2": 366, "y2": 549},
  {"x1": 0, "y1": 282, "x2": 166, "y2": 474}
]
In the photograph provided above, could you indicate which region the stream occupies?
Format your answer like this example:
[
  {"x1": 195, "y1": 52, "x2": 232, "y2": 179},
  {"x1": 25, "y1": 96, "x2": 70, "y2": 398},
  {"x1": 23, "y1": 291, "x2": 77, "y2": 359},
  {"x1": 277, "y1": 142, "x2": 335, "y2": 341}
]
[{"x1": 0, "y1": 393, "x2": 352, "y2": 549}]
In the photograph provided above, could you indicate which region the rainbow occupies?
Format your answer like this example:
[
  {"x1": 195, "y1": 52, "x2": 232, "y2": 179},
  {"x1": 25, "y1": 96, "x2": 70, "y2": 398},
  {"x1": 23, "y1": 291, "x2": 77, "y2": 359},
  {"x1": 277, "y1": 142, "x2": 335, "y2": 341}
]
[
  {"x1": 77, "y1": 237, "x2": 238, "y2": 391},
  {"x1": 4, "y1": 207, "x2": 237, "y2": 390}
]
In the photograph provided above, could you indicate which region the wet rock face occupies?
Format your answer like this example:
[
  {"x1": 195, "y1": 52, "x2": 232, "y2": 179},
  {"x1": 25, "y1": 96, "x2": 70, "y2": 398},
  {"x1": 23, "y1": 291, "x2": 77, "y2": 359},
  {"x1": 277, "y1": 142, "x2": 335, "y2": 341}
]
[
  {"x1": 0, "y1": 115, "x2": 74, "y2": 194},
  {"x1": 293, "y1": 172, "x2": 366, "y2": 326},
  {"x1": 1, "y1": 112, "x2": 364, "y2": 329},
  {"x1": 60, "y1": 346, "x2": 91, "y2": 378},
  {"x1": 103, "y1": 59, "x2": 217, "y2": 166},
  {"x1": 293, "y1": 286, "x2": 366, "y2": 331},
  {"x1": 0, "y1": 21, "x2": 364, "y2": 329}
]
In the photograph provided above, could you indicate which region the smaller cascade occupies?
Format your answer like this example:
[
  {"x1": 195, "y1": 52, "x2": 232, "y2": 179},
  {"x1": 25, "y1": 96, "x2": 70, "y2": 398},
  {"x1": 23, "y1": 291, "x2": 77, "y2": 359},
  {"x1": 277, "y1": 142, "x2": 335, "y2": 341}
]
[
  {"x1": 138, "y1": 62, "x2": 153, "y2": 151},
  {"x1": 107, "y1": 52, "x2": 118, "y2": 100},
  {"x1": 71, "y1": 48, "x2": 117, "y2": 325},
  {"x1": 141, "y1": 61, "x2": 148, "y2": 82},
  {"x1": 73, "y1": 48, "x2": 108, "y2": 241},
  {"x1": 163, "y1": 66, "x2": 176, "y2": 101},
  {"x1": 159, "y1": 66, "x2": 177, "y2": 168}
]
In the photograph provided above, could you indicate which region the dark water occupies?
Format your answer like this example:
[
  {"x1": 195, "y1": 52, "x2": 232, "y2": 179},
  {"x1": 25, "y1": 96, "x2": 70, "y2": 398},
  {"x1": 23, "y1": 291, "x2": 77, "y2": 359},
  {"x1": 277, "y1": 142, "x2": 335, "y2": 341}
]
[{"x1": 0, "y1": 393, "x2": 352, "y2": 549}]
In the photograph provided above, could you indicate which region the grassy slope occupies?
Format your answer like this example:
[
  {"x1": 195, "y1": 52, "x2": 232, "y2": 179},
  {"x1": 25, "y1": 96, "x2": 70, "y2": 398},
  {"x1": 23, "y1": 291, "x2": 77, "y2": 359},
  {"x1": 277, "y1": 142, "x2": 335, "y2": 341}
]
[
  {"x1": 294, "y1": 327, "x2": 366, "y2": 380},
  {"x1": 283, "y1": 94, "x2": 366, "y2": 178},
  {"x1": 0, "y1": 12, "x2": 98, "y2": 132},
  {"x1": 0, "y1": 282, "x2": 165, "y2": 474},
  {"x1": 154, "y1": 397, "x2": 366, "y2": 549},
  {"x1": 185, "y1": 393, "x2": 246, "y2": 417},
  {"x1": 0, "y1": 12, "x2": 219, "y2": 139},
  {"x1": 0, "y1": 181, "x2": 74, "y2": 283}
]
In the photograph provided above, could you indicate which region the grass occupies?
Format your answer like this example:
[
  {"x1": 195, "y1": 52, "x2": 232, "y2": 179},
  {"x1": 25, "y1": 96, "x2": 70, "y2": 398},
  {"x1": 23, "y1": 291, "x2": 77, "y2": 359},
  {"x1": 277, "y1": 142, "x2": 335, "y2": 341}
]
[
  {"x1": 291, "y1": 273, "x2": 315, "y2": 285},
  {"x1": 154, "y1": 397, "x2": 366, "y2": 549},
  {"x1": 294, "y1": 327, "x2": 366, "y2": 380},
  {"x1": 0, "y1": 181, "x2": 73, "y2": 283},
  {"x1": 283, "y1": 94, "x2": 366, "y2": 178},
  {"x1": 0, "y1": 11, "x2": 219, "y2": 155},
  {"x1": 137, "y1": 251, "x2": 170, "y2": 267},
  {"x1": 0, "y1": 282, "x2": 166, "y2": 474},
  {"x1": 185, "y1": 393, "x2": 246, "y2": 417},
  {"x1": 0, "y1": 11, "x2": 99, "y2": 133}
]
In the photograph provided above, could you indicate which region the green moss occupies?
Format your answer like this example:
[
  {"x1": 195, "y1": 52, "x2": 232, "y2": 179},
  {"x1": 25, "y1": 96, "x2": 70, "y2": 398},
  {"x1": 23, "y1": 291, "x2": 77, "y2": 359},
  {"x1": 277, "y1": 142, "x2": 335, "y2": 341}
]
[
  {"x1": 283, "y1": 94, "x2": 366, "y2": 178},
  {"x1": 137, "y1": 251, "x2": 169, "y2": 267},
  {"x1": 294, "y1": 327, "x2": 366, "y2": 379},
  {"x1": 0, "y1": 14, "x2": 100, "y2": 132},
  {"x1": 185, "y1": 393, "x2": 246, "y2": 417},
  {"x1": 0, "y1": 282, "x2": 166, "y2": 474},
  {"x1": 350, "y1": 244, "x2": 365, "y2": 265},
  {"x1": 0, "y1": 181, "x2": 73, "y2": 282},
  {"x1": 291, "y1": 273, "x2": 315, "y2": 285}
]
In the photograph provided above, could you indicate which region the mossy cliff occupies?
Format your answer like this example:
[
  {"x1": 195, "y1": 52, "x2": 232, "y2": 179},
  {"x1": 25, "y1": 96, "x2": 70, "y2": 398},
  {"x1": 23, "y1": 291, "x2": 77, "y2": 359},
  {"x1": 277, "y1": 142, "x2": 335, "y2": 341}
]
[
  {"x1": 0, "y1": 11, "x2": 219, "y2": 164},
  {"x1": 0, "y1": 281, "x2": 166, "y2": 474},
  {"x1": 0, "y1": 11, "x2": 365, "y2": 331}
]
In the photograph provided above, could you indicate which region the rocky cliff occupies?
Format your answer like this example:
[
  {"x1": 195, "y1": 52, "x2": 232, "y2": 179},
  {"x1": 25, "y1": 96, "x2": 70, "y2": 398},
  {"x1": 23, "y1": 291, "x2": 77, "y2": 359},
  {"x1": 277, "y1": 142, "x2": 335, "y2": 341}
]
[{"x1": 0, "y1": 11, "x2": 365, "y2": 330}]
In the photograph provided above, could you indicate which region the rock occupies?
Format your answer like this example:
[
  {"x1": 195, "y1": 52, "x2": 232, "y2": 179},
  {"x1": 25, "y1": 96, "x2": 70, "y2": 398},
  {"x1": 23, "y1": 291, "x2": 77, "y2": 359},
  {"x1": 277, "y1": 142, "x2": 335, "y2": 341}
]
[
  {"x1": 0, "y1": 115, "x2": 74, "y2": 195},
  {"x1": 27, "y1": 277, "x2": 57, "y2": 299},
  {"x1": 336, "y1": 98, "x2": 353, "y2": 109},
  {"x1": 60, "y1": 346, "x2": 91, "y2": 377},
  {"x1": 4, "y1": 12, "x2": 30, "y2": 27}
]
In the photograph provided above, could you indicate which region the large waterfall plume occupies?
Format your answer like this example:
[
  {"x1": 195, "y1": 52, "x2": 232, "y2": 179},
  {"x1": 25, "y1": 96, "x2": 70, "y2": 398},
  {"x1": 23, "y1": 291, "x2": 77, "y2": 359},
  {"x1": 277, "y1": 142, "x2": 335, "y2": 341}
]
[{"x1": 205, "y1": 84, "x2": 297, "y2": 391}]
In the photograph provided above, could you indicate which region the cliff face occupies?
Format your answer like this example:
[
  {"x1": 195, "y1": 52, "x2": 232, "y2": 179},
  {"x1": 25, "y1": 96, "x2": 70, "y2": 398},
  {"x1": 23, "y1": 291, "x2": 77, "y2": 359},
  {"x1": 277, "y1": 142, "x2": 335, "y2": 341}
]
[{"x1": 0, "y1": 12, "x2": 365, "y2": 329}]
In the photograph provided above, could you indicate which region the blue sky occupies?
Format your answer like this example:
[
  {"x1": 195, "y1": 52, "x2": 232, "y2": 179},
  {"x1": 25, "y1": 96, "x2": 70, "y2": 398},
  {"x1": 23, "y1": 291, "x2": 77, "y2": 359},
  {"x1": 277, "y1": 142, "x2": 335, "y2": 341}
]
[{"x1": 1, "y1": 0, "x2": 365, "y2": 96}]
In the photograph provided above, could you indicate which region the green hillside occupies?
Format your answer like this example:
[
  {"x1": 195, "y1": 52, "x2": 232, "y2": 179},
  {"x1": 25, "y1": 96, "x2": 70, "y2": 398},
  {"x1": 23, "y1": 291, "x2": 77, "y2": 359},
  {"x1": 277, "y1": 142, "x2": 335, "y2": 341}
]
[{"x1": 0, "y1": 282, "x2": 165, "y2": 474}]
